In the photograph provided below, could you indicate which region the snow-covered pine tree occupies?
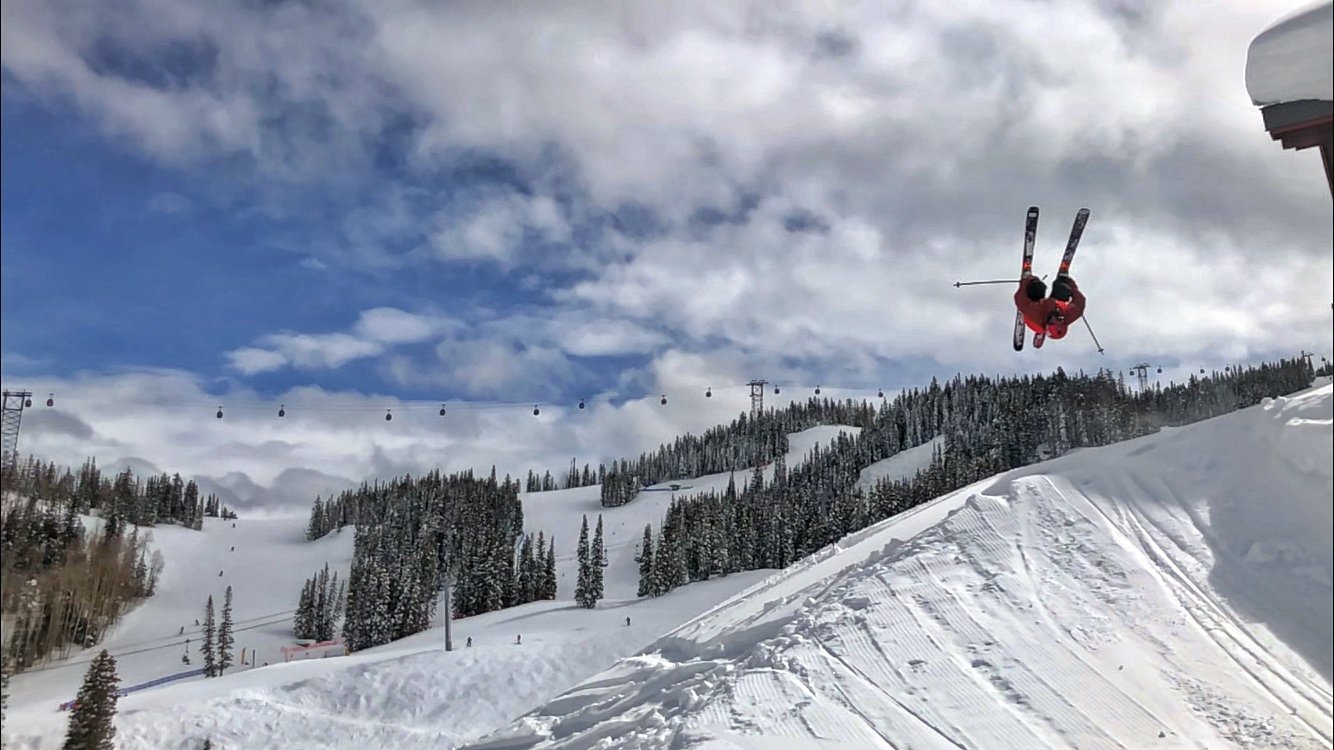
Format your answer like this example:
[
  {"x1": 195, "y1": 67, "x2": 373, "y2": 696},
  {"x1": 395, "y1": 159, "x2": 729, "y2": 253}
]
[
  {"x1": 170, "y1": 473, "x2": 185, "y2": 522},
  {"x1": 341, "y1": 554, "x2": 366, "y2": 649},
  {"x1": 184, "y1": 480, "x2": 202, "y2": 530},
  {"x1": 544, "y1": 538, "x2": 557, "y2": 599},
  {"x1": 314, "y1": 564, "x2": 329, "y2": 637},
  {"x1": 574, "y1": 515, "x2": 593, "y2": 608},
  {"x1": 490, "y1": 531, "x2": 509, "y2": 608},
  {"x1": 131, "y1": 546, "x2": 149, "y2": 594},
  {"x1": 327, "y1": 574, "x2": 345, "y2": 641},
  {"x1": 452, "y1": 527, "x2": 491, "y2": 618},
  {"x1": 294, "y1": 579, "x2": 314, "y2": 639},
  {"x1": 516, "y1": 534, "x2": 535, "y2": 603},
  {"x1": 480, "y1": 535, "x2": 506, "y2": 614},
  {"x1": 369, "y1": 555, "x2": 393, "y2": 646},
  {"x1": 1, "y1": 655, "x2": 10, "y2": 722},
  {"x1": 636, "y1": 524, "x2": 654, "y2": 597},
  {"x1": 709, "y1": 504, "x2": 729, "y2": 577},
  {"x1": 325, "y1": 564, "x2": 342, "y2": 630},
  {"x1": 313, "y1": 567, "x2": 331, "y2": 641},
  {"x1": 62, "y1": 649, "x2": 119, "y2": 750},
  {"x1": 217, "y1": 586, "x2": 234, "y2": 674},
  {"x1": 591, "y1": 515, "x2": 607, "y2": 604},
  {"x1": 307, "y1": 497, "x2": 325, "y2": 541},
  {"x1": 405, "y1": 537, "x2": 439, "y2": 637},
  {"x1": 690, "y1": 506, "x2": 712, "y2": 581},
  {"x1": 200, "y1": 596, "x2": 216, "y2": 677},
  {"x1": 648, "y1": 526, "x2": 669, "y2": 597},
  {"x1": 532, "y1": 531, "x2": 546, "y2": 597},
  {"x1": 665, "y1": 504, "x2": 689, "y2": 590},
  {"x1": 392, "y1": 558, "x2": 420, "y2": 641}
]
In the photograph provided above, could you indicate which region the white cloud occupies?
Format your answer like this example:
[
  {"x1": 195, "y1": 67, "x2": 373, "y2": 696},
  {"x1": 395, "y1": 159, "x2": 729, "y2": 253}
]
[
  {"x1": 0, "y1": 351, "x2": 54, "y2": 371},
  {"x1": 255, "y1": 332, "x2": 384, "y2": 370},
  {"x1": 0, "y1": 1, "x2": 261, "y2": 165},
  {"x1": 383, "y1": 320, "x2": 585, "y2": 399},
  {"x1": 0, "y1": 0, "x2": 387, "y2": 175},
  {"x1": 353, "y1": 307, "x2": 453, "y2": 345},
  {"x1": 226, "y1": 308, "x2": 457, "y2": 375},
  {"x1": 226, "y1": 331, "x2": 384, "y2": 374},
  {"x1": 430, "y1": 192, "x2": 571, "y2": 269},
  {"x1": 548, "y1": 315, "x2": 671, "y2": 358},
  {"x1": 226, "y1": 347, "x2": 290, "y2": 376}
]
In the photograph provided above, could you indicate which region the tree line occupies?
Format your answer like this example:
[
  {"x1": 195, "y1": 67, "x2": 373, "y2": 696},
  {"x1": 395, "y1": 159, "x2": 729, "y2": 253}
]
[
  {"x1": 311, "y1": 469, "x2": 558, "y2": 652},
  {"x1": 522, "y1": 458, "x2": 600, "y2": 493},
  {"x1": 1, "y1": 482, "x2": 164, "y2": 679},
  {"x1": 1, "y1": 456, "x2": 243, "y2": 681},
  {"x1": 633, "y1": 358, "x2": 1315, "y2": 597},
  {"x1": 506, "y1": 409, "x2": 815, "y2": 507},
  {"x1": 1, "y1": 457, "x2": 233, "y2": 533}
]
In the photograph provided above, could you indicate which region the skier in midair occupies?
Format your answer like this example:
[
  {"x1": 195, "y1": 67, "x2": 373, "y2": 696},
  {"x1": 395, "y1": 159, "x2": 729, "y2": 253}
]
[{"x1": 1015, "y1": 275, "x2": 1085, "y2": 341}]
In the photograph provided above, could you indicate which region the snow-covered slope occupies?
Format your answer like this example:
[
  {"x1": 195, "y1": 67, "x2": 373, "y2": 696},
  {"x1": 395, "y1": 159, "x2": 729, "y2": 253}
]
[
  {"x1": 468, "y1": 384, "x2": 1334, "y2": 749},
  {"x1": 857, "y1": 434, "x2": 943, "y2": 490},
  {"x1": 1, "y1": 426, "x2": 861, "y2": 748},
  {"x1": 8, "y1": 516, "x2": 356, "y2": 714}
]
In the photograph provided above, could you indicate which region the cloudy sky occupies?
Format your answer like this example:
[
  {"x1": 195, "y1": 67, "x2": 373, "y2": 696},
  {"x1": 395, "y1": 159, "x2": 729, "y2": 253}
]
[{"x1": 2, "y1": 0, "x2": 1330, "y2": 514}]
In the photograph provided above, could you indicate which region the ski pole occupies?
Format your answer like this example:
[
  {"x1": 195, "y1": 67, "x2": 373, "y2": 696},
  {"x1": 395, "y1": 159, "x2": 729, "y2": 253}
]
[
  {"x1": 1082, "y1": 317, "x2": 1105, "y2": 354},
  {"x1": 953, "y1": 279, "x2": 1024, "y2": 288}
]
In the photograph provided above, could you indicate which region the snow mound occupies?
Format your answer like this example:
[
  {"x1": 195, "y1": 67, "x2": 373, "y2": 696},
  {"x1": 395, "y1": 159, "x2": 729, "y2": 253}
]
[
  {"x1": 469, "y1": 384, "x2": 1334, "y2": 749},
  {"x1": 1246, "y1": 0, "x2": 1334, "y2": 106},
  {"x1": 1258, "y1": 390, "x2": 1334, "y2": 477}
]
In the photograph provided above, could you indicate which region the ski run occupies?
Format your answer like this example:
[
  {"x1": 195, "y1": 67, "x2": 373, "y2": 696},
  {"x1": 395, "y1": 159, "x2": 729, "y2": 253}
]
[{"x1": 4, "y1": 384, "x2": 1332, "y2": 749}]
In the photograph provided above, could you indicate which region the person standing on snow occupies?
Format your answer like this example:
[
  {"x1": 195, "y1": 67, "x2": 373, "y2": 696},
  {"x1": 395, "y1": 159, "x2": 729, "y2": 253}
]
[{"x1": 1015, "y1": 276, "x2": 1085, "y2": 340}]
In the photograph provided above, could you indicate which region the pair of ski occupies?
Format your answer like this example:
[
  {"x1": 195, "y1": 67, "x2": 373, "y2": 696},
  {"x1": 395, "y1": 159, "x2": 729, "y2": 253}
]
[{"x1": 1014, "y1": 207, "x2": 1089, "y2": 351}]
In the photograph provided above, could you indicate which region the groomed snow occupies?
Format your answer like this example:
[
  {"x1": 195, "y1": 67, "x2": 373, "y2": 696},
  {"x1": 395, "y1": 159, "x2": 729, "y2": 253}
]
[
  {"x1": 468, "y1": 383, "x2": 1334, "y2": 749},
  {"x1": 1246, "y1": 0, "x2": 1334, "y2": 107}
]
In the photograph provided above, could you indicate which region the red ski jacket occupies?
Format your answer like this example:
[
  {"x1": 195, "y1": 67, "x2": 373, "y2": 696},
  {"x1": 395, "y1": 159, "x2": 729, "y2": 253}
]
[{"x1": 1015, "y1": 278, "x2": 1085, "y2": 339}]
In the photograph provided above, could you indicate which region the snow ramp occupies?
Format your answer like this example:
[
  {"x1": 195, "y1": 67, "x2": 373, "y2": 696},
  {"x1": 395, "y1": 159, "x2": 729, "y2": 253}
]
[{"x1": 467, "y1": 384, "x2": 1333, "y2": 750}]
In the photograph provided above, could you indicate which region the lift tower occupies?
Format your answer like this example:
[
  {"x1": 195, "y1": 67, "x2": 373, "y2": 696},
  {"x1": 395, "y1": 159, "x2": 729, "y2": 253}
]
[
  {"x1": 1, "y1": 390, "x2": 34, "y2": 481},
  {"x1": 747, "y1": 380, "x2": 768, "y2": 419}
]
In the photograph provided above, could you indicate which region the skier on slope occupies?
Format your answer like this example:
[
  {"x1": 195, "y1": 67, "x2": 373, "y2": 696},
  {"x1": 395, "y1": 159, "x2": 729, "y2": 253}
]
[{"x1": 1015, "y1": 276, "x2": 1085, "y2": 340}]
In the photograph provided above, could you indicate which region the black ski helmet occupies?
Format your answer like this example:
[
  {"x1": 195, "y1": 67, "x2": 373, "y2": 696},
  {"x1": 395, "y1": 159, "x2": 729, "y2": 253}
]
[{"x1": 1026, "y1": 277, "x2": 1047, "y2": 301}]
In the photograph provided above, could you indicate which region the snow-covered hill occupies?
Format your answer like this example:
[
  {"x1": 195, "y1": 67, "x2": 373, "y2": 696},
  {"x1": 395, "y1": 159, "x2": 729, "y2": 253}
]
[
  {"x1": 467, "y1": 384, "x2": 1334, "y2": 749},
  {"x1": 8, "y1": 388, "x2": 1331, "y2": 749},
  {"x1": 2, "y1": 426, "x2": 856, "y2": 748}
]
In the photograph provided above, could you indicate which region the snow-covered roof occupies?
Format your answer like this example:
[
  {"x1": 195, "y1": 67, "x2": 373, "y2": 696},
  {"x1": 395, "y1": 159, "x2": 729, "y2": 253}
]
[{"x1": 1245, "y1": 0, "x2": 1333, "y2": 107}]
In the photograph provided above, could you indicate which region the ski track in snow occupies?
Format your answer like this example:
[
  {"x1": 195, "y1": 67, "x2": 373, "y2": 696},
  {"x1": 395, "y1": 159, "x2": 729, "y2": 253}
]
[{"x1": 468, "y1": 384, "x2": 1334, "y2": 750}]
